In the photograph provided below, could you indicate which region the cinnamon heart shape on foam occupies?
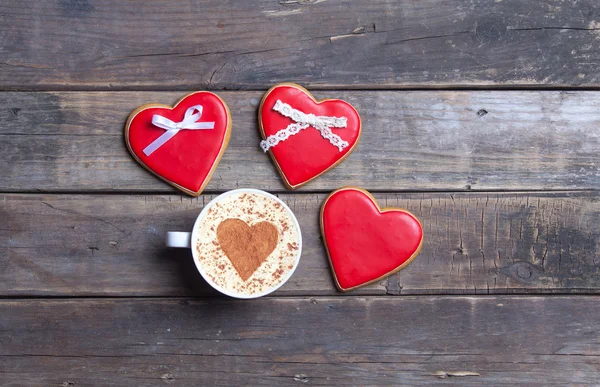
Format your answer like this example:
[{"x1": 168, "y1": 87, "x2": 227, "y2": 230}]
[
  {"x1": 320, "y1": 187, "x2": 424, "y2": 292},
  {"x1": 259, "y1": 84, "x2": 361, "y2": 189},
  {"x1": 125, "y1": 92, "x2": 231, "y2": 196},
  {"x1": 217, "y1": 219, "x2": 279, "y2": 281}
]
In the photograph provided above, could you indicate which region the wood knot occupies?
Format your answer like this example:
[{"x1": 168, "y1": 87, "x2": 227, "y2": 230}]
[
  {"x1": 517, "y1": 264, "x2": 533, "y2": 279},
  {"x1": 500, "y1": 262, "x2": 541, "y2": 283},
  {"x1": 434, "y1": 370, "x2": 480, "y2": 379},
  {"x1": 293, "y1": 374, "x2": 309, "y2": 383},
  {"x1": 161, "y1": 373, "x2": 175, "y2": 383}
]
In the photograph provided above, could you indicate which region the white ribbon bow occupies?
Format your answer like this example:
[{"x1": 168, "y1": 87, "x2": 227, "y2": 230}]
[
  {"x1": 260, "y1": 100, "x2": 348, "y2": 152},
  {"x1": 143, "y1": 105, "x2": 215, "y2": 156}
]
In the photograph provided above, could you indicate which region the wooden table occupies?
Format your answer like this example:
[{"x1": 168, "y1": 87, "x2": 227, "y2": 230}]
[{"x1": 1, "y1": 1, "x2": 599, "y2": 385}]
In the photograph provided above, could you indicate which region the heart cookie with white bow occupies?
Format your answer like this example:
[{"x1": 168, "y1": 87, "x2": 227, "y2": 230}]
[
  {"x1": 259, "y1": 84, "x2": 361, "y2": 189},
  {"x1": 125, "y1": 92, "x2": 231, "y2": 196}
]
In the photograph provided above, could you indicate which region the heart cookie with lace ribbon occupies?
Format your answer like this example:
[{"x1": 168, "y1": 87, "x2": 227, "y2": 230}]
[{"x1": 259, "y1": 84, "x2": 361, "y2": 189}]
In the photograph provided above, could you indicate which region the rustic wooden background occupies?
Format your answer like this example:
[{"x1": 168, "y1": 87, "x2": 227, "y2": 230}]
[{"x1": 1, "y1": 0, "x2": 600, "y2": 385}]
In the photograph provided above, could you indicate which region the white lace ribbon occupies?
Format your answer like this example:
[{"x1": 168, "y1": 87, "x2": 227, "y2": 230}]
[
  {"x1": 143, "y1": 105, "x2": 215, "y2": 156},
  {"x1": 260, "y1": 100, "x2": 348, "y2": 152}
]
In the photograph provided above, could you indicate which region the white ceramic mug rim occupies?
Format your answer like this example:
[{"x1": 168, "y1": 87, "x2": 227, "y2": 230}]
[{"x1": 190, "y1": 188, "x2": 302, "y2": 299}]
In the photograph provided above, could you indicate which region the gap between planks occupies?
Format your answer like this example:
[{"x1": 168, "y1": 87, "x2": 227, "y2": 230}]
[
  {"x1": 1, "y1": 294, "x2": 600, "y2": 301},
  {"x1": 6, "y1": 85, "x2": 600, "y2": 92},
  {"x1": 1, "y1": 189, "x2": 598, "y2": 195}
]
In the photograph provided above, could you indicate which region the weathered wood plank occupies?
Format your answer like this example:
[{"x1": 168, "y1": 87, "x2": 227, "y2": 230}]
[
  {"x1": 1, "y1": 296, "x2": 599, "y2": 386},
  {"x1": 1, "y1": 192, "x2": 598, "y2": 296},
  {"x1": 1, "y1": 0, "x2": 600, "y2": 89},
  {"x1": 1, "y1": 90, "x2": 599, "y2": 192}
]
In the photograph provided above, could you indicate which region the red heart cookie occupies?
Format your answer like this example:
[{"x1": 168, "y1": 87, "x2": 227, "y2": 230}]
[
  {"x1": 125, "y1": 92, "x2": 231, "y2": 196},
  {"x1": 320, "y1": 187, "x2": 424, "y2": 292},
  {"x1": 259, "y1": 84, "x2": 361, "y2": 189}
]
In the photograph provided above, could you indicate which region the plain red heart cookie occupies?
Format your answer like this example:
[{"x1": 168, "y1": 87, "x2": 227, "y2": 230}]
[
  {"x1": 320, "y1": 187, "x2": 424, "y2": 292},
  {"x1": 259, "y1": 84, "x2": 361, "y2": 189},
  {"x1": 125, "y1": 92, "x2": 231, "y2": 196}
]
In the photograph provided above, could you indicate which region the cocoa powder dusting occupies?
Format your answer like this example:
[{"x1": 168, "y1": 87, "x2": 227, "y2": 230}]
[{"x1": 217, "y1": 218, "x2": 278, "y2": 281}]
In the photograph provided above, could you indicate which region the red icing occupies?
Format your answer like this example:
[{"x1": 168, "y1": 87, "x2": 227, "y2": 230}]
[
  {"x1": 321, "y1": 188, "x2": 423, "y2": 291},
  {"x1": 260, "y1": 85, "x2": 361, "y2": 188},
  {"x1": 126, "y1": 92, "x2": 230, "y2": 195}
]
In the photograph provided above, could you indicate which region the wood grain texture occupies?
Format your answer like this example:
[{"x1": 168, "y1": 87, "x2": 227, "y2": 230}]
[
  {"x1": 1, "y1": 90, "x2": 599, "y2": 192},
  {"x1": 1, "y1": 0, "x2": 600, "y2": 90},
  {"x1": 2, "y1": 1, "x2": 598, "y2": 384},
  {"x1": 1, "y1": 192, "x2": 598, "y2": 296},
  {"x1": 1, "y1": 296, "x2": 599, "y2": 386}
]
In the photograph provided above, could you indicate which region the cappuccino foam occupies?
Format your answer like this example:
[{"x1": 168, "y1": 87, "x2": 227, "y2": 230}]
[{"x1": 195, "y1": 192, "x2": 299, "y2": 296}]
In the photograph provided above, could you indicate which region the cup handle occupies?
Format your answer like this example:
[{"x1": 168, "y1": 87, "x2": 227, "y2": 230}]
[{"x1": 165, "y1": 232, "x2": 192, "y2": 248}]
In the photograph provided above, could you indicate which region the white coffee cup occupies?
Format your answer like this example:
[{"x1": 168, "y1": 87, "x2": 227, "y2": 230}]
[{"x1": 166, "y1": 188, "x2": 302, "y2": 299}]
